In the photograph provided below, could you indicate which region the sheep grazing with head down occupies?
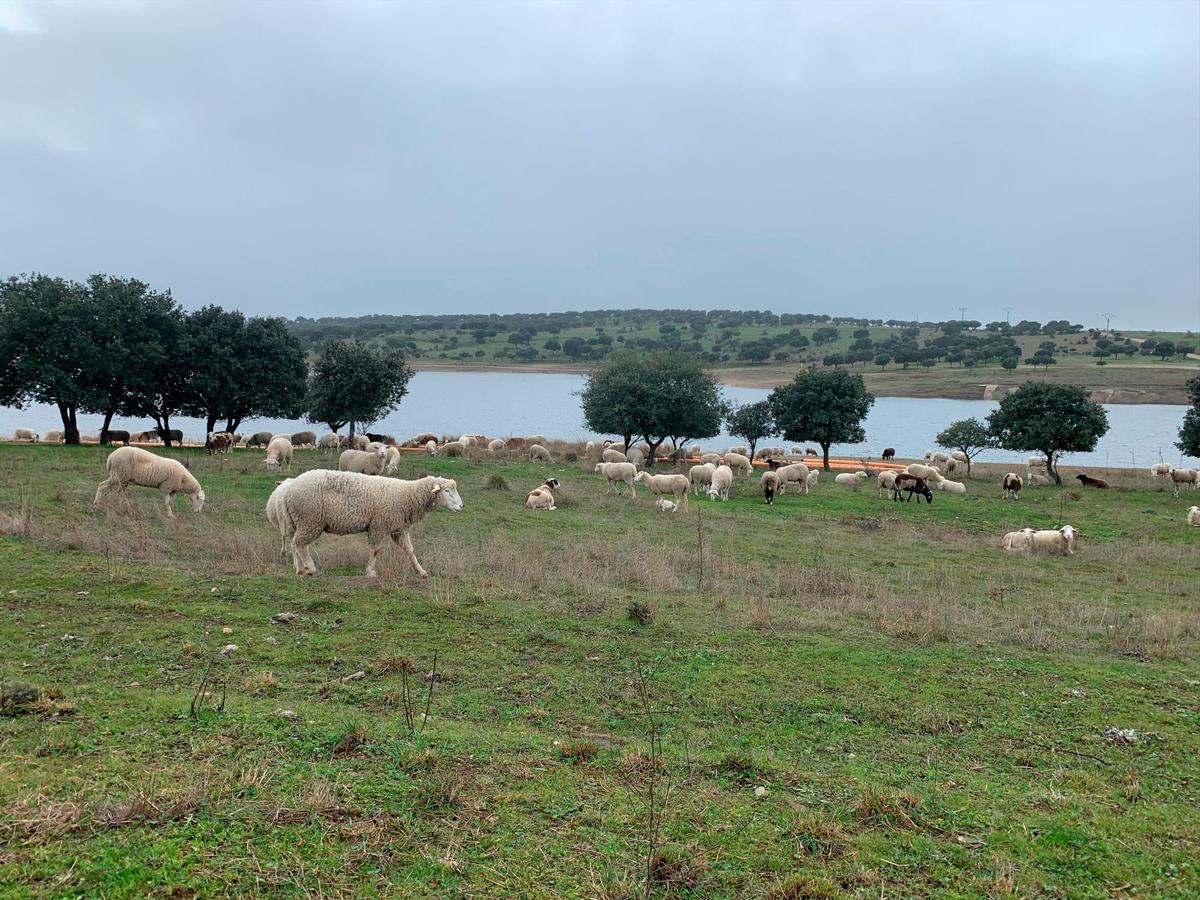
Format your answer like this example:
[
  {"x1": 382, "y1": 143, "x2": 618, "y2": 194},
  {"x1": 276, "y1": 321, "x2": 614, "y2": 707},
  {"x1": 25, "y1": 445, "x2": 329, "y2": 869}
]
[
  {"x1": 1002, "y1": 473, "x2": 1023, "y2": 500},
  {"x1": 339, "y1": 445, "x2": 388, "y2": 475},
  {"x1": 265, "y1": 477, "x2": 296, "y2": 559},
  {"x1": 1188, "y1": 506, "x2": 1200, "y2": 527},
  {"x1": 905, "y1": 463, "x2": 942, "y2": 482},
  {"x1": 529, "y1": 444, "x2": 554, "y2": 463},
  {"x1": 602, "y1": 447, "x2": 628, "y2": 464},
  {"x1": 594, "y1": 461, "x2": 637, "y2": 497},
  {"x1": 384, "y1": 445, "x2": 401, "y2": 474},
  {"x1": 488, "y1": 438, "x2": 506, "y2": 453},
  {"x1": 93, "y1": 446, "x2": 205, "y2": 518},
  {"x1": 698, "y1": 452, "x2": 720, "y2": 466},
  {"x1": 14, "y1": 428, "x2": 39, "y2": 443},
  {"x1": 275, "y1": 470, "x2": 463, "y2": 577},
  {"x1": 707, "y1": 465, "x2": 734, "y2": 501},
  {"x1": 265, "y1": 435, "x2": 293, "y2": 471},
  {"x1": 892, "y1": 473, "x2": 933, "y2": 503},
  {"x1": 525, "y1": 477, "x2": 561, "y2": 510},
  {"x1": 249, "y1": 431, "x2": 276, "y2": 450},
  {"x1": 723, "y1": 452, "x2": 753, "y2": 476},
  {"x1": 689, "y1": 462, "x2": 716, "y2": 495},
  {"x1": 290, "y1": 431, "x2": 317, "y2": 449},
  {"x1": 634, "y1": 471, "x2": 689, "y2": 510},
  {"x1": 44, "y1": 430, "x2": 64, "y2": 444},
  {"x1": 1149, "y1": 462, "x2": 1171, "y2": 479},
  {"x1": 877, "y1": 470, "x2": 897, "y2": 498},
  {"x1": 761, "y1": 470, "x2": 779, "y2": 505}
]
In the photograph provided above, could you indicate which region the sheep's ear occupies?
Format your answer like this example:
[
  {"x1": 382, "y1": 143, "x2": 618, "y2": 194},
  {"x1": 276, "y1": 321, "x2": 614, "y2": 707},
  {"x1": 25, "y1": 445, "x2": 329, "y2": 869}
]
[{"x1": 430, "y1": 481, "x2": 442, "y2": 493}]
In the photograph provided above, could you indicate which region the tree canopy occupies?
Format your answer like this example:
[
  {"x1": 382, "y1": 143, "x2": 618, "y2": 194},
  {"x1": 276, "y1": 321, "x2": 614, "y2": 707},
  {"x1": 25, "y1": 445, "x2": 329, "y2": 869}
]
[
  {"x1": 726, "y1": 400, "x2": 775, "y2": 462},
  {"x1": 768, "y1": 369, "x2": 874, "y2": 470},
  {"x1": 306, "y1": 339, "x2": 413, "y2": 435},
  {"x1": 935, "y1": 418, "x2": 994, "y2": 476},
  {"x1": 1177, "y1": 376, "x2": 1200, "y2": 459},
  {"x1": 986, "y1": 383, "x2": 1109, "y2": 484}
]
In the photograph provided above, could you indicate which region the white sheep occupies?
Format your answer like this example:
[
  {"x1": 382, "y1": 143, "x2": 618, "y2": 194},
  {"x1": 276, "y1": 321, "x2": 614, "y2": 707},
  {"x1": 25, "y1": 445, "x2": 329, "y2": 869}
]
[
  {"x1": 488, "y1": 438, "x2": 506, "y2": 453},
  {"x1": 806, "y1": 469, "x2": 819, "y2": 489},
  {"x1": 265, "y1": 435, "x2": 293, "y2": 470},
  {"x1": 14, "y1": 428, "x2": 39, "y2": 442},
  {"x1": 1149, "y1": 462, "x2": 1171, "y2": 478},
  {"x1": 1168, "y1": 468, "x2": 1198, "y2": 497},
  {"x1": 834, "y1": 471, "x2": 869, "y2": 488},
  {"x1": 339, "y1": 446, "x2": 388, "y2": 475},
  {"x1": 318, "y1": 433, "x2": 342, "y2": 455},
  {"x1": 699, "y1": 452, "x2": 721, "y2": 466},
  {"x1": 936, "y1": 478, "x2": 967, "y2": 494},
  {"x1": 950, "y1": 451, "x2": 968, "y2": 463},
  {"x1": 877, "y1": 470, "x2": 897, "y2": 497},
  {"x1": 265, "y1": 477, "x2": 296, "y2": 559},
  {"x1": 761, "y1": 470, "x2": 780, "y2": 504},
  {"x1": 384, "y1": 445, "x2": 401, "y2": 475},
  {"x1": 625, "y1": 447, "x2": 645, "y2": 467},
  {"x1": 594, "y1": 461, "x2": 637, "y2": 497},
  {"x1": 440, "y1": 441, "x2": 466, "y2": 457},
  {"x1": 529, "y1": 443, "x2": 554, "y2": 463},
  {"x1": 426, "y1": 439, "x2": 439, "y2": 456},
  {"x1": 634, "y1": 471, "x2": 689, "y2": 510},
  {"x1": 654, "y1": 498, "x2": 677, "y2": 512},
  {"x1": 93, "y1": 446, "x2": 205, "y2": 518},
  {"x1": 1188, "y1": 506, "x2": 1200, "y2": 527},
  {"x1": 525, "y1": 477, "x2": 560, "y2": 510},
  {"x1": 602, "y1": 447, "x2": 628, "y2": 464},
  {"x1": 723, "y1": 452, "x2": 753, "y2": 476},
  {"x1": 1027, "y1": 456, "x2": 1048, "y2": 470},
  {"x1": 1028, "y1": 473, "x2": 1053, "y2": 486},
  {"x1": 689, "y1": 462, "x2": 717, "y2": 494},
  {"x1": 775, "y1": 462, "x2": 811, "y2": 495},
  {"x1": 707, "y1": 465, "x2": 733, "y2": 501},
  {"x1": 43, "y1": 430, "x2": 64, "y2": 443},
  {"x1": 276, "y1": 470, "x2": 462, "y2": 577},
  {"x1": 1001, "y1": 527, "x2": 1035, "y2": 551},
  {"x1": 1031, "y1": 525, "x2": 1078, "y2": 556},
  {"x1": 584, "y1": 440, "x2": 597, "y2": 454},
  {"x1": 905, "y1": 463, "x2": 943, "y2": 482},
  {"x1": 726, "y1": 446, "x2": 747, "y2": 456},
  {"x1": 349, "y1": 434, "x2": 369, "y2": 451}
]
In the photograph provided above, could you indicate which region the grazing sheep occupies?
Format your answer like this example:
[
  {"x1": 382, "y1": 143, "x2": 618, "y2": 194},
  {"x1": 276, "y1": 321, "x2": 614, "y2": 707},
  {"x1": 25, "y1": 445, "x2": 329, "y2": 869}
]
[
  {"x1": 1031, "y1": 525, "x2": 1078, "y2": 556},
  {"x1": 950, "y1": 451, "x2": 968, "y2": 463},
  {"x1": 529, "y1": 443, "x2": 554, "y2": 463},
  {"x1": 1028, "y1": 473, "x2": 1053, "y2": 486},
  {"x1": 279, "y1": 470, "x2": 462, "y2": 577},
  {"x1": 384, "y1": 446, "x2": 401, "y2": 474},
  {"x1": 132, "y1": 429, "x2": 158, "y2": 442},
  {"x1": 726, "y1": 446, "x2": 747, "y2": 456},
  {"x1": 1075, "y1": 473, "x2": 1109, "y2": 489},
  {"x1": 265, "y1": 435, "x2": 294, "y2": 470},
  {"x1": 525, "y1": 477, "x2": 561, "y2": 510},
  {"x1": 690, "y1": 444, "x2": 701, "y2": 457},
  {"x1": 584, "y1": 440, "x2": 596, "y2": 454},
  {"x1": 905, "y1": 463, "x2": 942, "y2": 482},
  {"x1": 338, "y1": 445, "x2": 387, "y2": 475},
  {"x1": 104, "y1": 430, "x2": 131, "y2": 446},
  {"x1": 804, "y1": 448, "x2": 818, "y2": 458},
  {"x1": 426, "y1": 440, "x2": 439, "y2": 456},
  {"x1": 265, "y1": 477, "x2": 296, "y2": 559},
  {"x1": 654, "y1": 498, "x2": 677, "y2": 512},
  {"x1": 440, "y1": 441, "x2": 466, "y2": 457},
  {"x1": 806, "y1": 470, "x2": 819, "y2": 489},
  {"x1": 1149, "y1": 462, "x2": 1172, "y2": 479},
  {"x1": 14, "y1": 428, "x2": 39, "y2": 442},
  {"x1": 892, "y1": 473, "x2": 933, "y2": 503},
  {"x1": 243, "y1": 431, "x2": 272, "y2": 449},
  {"x1": 1001, "y1": 527, "x2": 1035, "y2": 551},
  {"x1": 689, "y1": 462, "x2": 717, "y2": 494},
  {"x1": 877, "y1": 470, "x2": 898, "y2": 497},
  {"x1": 625, "y1": 447, "x2": 645, "y2": 467},
  {"x1": 723, "y1": 452, "x2": 753, "y2": 476},
  {"x1": 317, "y1": 433, "x2": 341, "y2": 454},
  {"x1": 289, "y1": 431, "x2": 316, "y2": 449},
  {"x1": 699, "y1": 452, "x2": 720, "y2": 466},
  {"x1": 1168, "y1": 468, "x2": 1199, "y2": 497},
  {"x1": 775, "y1": 462, "x2": 811, "y2": 495},
  {"x1": 207, "y1": 432, "x2": 234, "y2": 454},
  {"x1": 594, "y1": 461, "x2": 638, "y2": 497},
  {"x1": 44, "y1": 430, "x2": 64, "y2": 443},
  {"x1": 930, "y1": 452, "x2": 950, "y2": 465},
  {"x1": 348, "y1": 434, "x2": 369, "y2": 451},
  {"x1": 93, "y1": 446, "x2": 205, "y2": 518},
  {"x1": 1027, "y1": 456, "x2": 1048, "y2": 470},
  {"x1": 634, "y1": 471, "x2": 689, "y2": 510},
  {"x1": 936, "y1": 478, "x2": 967, "y2": 495},
  {"x1": 1002, "y1": 473, "x2": 1023, "y2": 500},
  {"x1": 365, "y1": 432, "x2": 394, "y2": 445},
  {"x1": 707, "y1": 465, "x2": 733, "y2": 501},
  {"x1": 1188, "y1": 506, "x2": 1200, "y2": 527},
  {"x1": 761, "y1": 470, "x2": 779, "y2": 505},
  {"x1": 602, "y1": 447, "x2": 628, "y2": 464},
  {"x1": 943, "y1": 458, "x2": 962, "y2": 475},
  {"x1": 881, "y1": 447, "x2": 895, "y2": 461},
  {"x1": 488, "y1": 438, "x2": 506, "y2": 453},
  {"x1": 834, "y1": 471, "x2": 869, "y2": 488}
]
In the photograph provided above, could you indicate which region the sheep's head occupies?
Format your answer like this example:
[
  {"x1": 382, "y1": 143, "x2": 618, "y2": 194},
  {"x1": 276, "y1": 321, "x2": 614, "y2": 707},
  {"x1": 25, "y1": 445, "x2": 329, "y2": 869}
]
[
  {"x1": 265, "y1": 457, "x2": 280, "y2": 468},
  {"x1": 190, "y1": 489, "x2": 206, "y2": 512},
  {"x1": 429, "y1": 477, "x2": 463, "y2": 511},
  {"x1": 544, "y1": 478, "x2": 560, "y2": 491}
]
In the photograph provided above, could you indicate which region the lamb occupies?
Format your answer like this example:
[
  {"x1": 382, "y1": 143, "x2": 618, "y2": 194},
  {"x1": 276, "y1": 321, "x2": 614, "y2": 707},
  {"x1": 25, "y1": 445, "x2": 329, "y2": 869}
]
[
  {"x1": 265, "y1": 435, "x2": 294, "y2": 470},
  {"x1": 892, "y1": 473, "x2": 933, "y2": 503},
  {"x1": 654, "y1": 498, "x2": 677, "y2": 512},
  {"x1": 1028, "y1": 473, "x2": 1053, "y2": 486},
  {"x1": 1002, "y1": 473, "x2": 1023, "y2": 500},
  {"x1": 93, "y1": 446, "x2": 205, "y2": 518},
  {"x1": 529, "y1": 443, "x2": 554, "y2": 463},
  {"x1": 290, "y1": 430, "x2": 317, "y2": 449},
  {"x1": 1149, "y1": 462, "x2": 1172, "y2": 478},
  {"x1": 207, "y1": 432, "x2": 234, "y2": 454},
  {"x1": 689, "y1": 462, "x2": 717, "y2": 494},
  {"x1": 877, "y1": 470, "x2": 897, "y2": 497},
  {"x1": 602, "y1": 447, "x2": 628, "y2": 463},
  {"x1": 317, "y1": 433, "x2": 341, "y2": 454},
  {"x1": 634, "y1": 472, "x2": 689, "y2": 510},
  {"x1": 594, "y1": 461, "x2": 637, "y2": 497},
  {"x1": 1188, "y1": 506, "x2": 1200, "y2": 527},
  {"x1": 761, "y1": 470, "x2": 780, "y2": 505},
  {"x1": 1075, "y1": 473, "x2": 1109, "y2": 489},
  {"x1": 384, "y1": 445, "x2": 401, "y2": 474},
  {"x1": 1001, "y1": 527, "x2": 1035, "y2": 551},
  {"x1": 44, "y1": 430, "x2": 64, "y2": 443},
  {"x1": 1031, "y1": 525, "x2": 1078, "y2": 556},
  {"x1": 723, "y1": 452, "x2": 753, "y2": 476},
  {"x1": 14, "y1": 428, "x2": 39, "y2": 442},
  {"x1": 698, "y1": 452, "x2": 720, "y2": 466},
  {"x1": 441, "y1": 441, "x2": 466, "y2": 457},
  {"x1": 905, "y1": 463, "x2": 942, "y2": 482},
  {"x1": 277, "y1": 470, "x2": 462, "y2": 577},
  {"x1": 936, "y1": 478, "x2": 967, "y2": 495},
  {"x1": 525, "y1": 477, "x2": 561, "y2": 510},
  {"x1": 806, "y1": 470, "x2": 819, "y2": 488},
  {"x1": 427, "y1": 440, "x2": 439, "y2": 456},
  {"x1": 707, "y1": 465, "x2": 734, "y2": 501},
  {"x1": 1168, "y1": 468, "x2": 1199, "y2": 497},
  {"x1": 834, "y1": 471, "x2": 869, "y2": 488},
  {"x1": 775, "y1": 462, "x2": 811, "y2": 495},
  {"x1": 488, "y1": 438, "x2": 506, "y2": 453},
  {"x1": 338, "y1": 445, "x2": 388, "y2": 475}
]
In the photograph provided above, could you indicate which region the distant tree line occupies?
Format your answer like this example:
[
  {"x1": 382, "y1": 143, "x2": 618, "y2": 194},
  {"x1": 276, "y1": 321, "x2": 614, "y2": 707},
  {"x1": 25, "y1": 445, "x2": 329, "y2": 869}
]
[{"x1": 0, "y1": 274, "x2": 412, "y2": 445}]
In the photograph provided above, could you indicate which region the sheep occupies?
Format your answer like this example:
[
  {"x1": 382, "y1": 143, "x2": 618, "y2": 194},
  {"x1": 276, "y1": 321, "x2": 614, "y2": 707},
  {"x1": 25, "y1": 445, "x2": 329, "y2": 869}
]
[
  {"x1": 104, "y1": 430, "x2": 131, "y2": 446},
  {"x1": 936, "y1": 478, "x2": 967, "y2": 495},
  {"x1": 1002, "y1": 473, "x2": 1023, "y2": 500},
  {"x1": 339, "y1": 445, "x2": 388, "y2": 475},
  {"x1": 1028, "y1": 473, "x2": 1053, "y2": 486},
  {"x1": 689, "y1": 462, "x2": 717, "y2": 494},
  {"x1": 1001, "y1": 527, "x2": 1035, "y2": 551},
  {"x1": 1149, "y1": 462, "x2": 1172, "y2": 479},
  {"x1": 790, "y1": 446, "x2": 804, "y2": 456},
  {"x1": 365, "y1": 432, "x2": 394, "y2": 444},
  {"x1": 804, "y1": 448, "x2": 818, "y2": 457},
  {"x1": 892, "y1": 473, "x2": 933, "y2": 503},
  {"x1": 634, "y1": 471, "x2": 689, "y2": 510},
  {"x1": 881, "y1": 447, "x2": 895, "y2": 461},
  {"x1": 905, "y1": 463, "x2": 942, "y2": 482},
  {"x1": 403, "y1": 432, "x2": 438, "y2": 448},
  {"x1": 723, "y1": 452, "x2": 753, "y2": 476},
  {"x1": 426, "y1": 440, "x2": 439, "y2": 456},
  {"x1": 525, "y1": 477, "x2": 561, "y2": 510},
  {"x1": 528, "y1": 443, "x2": 554, "y2": 463},
  {"x1": 488, "y1": 438, "x2": 506, "y2": 453},
  {"x1": 44, "y1": 430, "x2": 64, "y2": 443},
  {"x1": 384, "y1": 445, "x2": 401, "y2": 474},
  {"x1": 654, "y1": 498, "x2": 677, "y2": 512},
  {"x1": 775, "y1": 462, "x2": 811, "y2": 495},
  {"x1": 1027, "y1": 456, "x2": 1048, "y2": 470},
  {"x1": 594, "y1": 461, "x2": 637, "y2": 497},
  {"x1": 287, "y1": 431, "x2": 315, "y2": 449},
  {"x1": 726, "y1": 446, "x2": 747, "y2": 456},
  {"x1": 834, "y1": 471, "x2": 869, "y2": 488},
  {"x1": 278, "y1": 470, "x2": 462, "y2": 577},
  {"x1": 1188, "y1": 506, "x2": 1200, "y2": 527},
  {"x1": 348, "y1": 434, "x2": 369, "y2": 451},
  {"x1": 132, "y1": 429, "x2": 158, "y2": 442},
  {"x1": 602, "y1": 447, "x2": 629, "y2": 464},
  {"x1": 440, "y1": 441, "x2": 466, "y2": 457},
  {"x1": 625, "y1": 447, "x2": 645, "y2": 467},
  {"x1": 584, "y1": 440, "x2": 597, "y2": 454},
  {"x1": 761, "y1": 470, "x2": 780, "y2": 505},
  {"x1": 265, "y1": 435, "x2": 294, "y2": 470},
  {"x1": 317, "y1": 433, "x2": 341, "y2": 454},
  {"x1": 1168, "y1": 468, "x2": 1199, "y2": 497},
  {"x1": 921, "y1": 450, "x2": 934, "y2": 461},
  {"x1": 877, "y1": 470, "x2": 898, "y2": 497},
  {"x1": 1031, "y1": 525, "x2": 1078, "y2": 556},
  {"x1": 14, "y1": 428, "x2": 39, "y2": 442},
  {"x1": 707, "y1": 465, "x2": 733, "y2": 501},
  {"x1": 806, "y1": 469, "x2": 819, "y2": 489},
  {"x1": 207, "y1": 432, "x2": 234, "y2": 454},
  {"x1": 689, "y1": 444, "x2": 701, "y2": 457},
  {"x1": 93, "y1": 446, "x2": 205, "y2": 518},
  {"x1": 950, "y1": 451, "x2": 968, "y2": 463},
  {"x1": 699, "y1": 452, "x2": 720, "y2": 466},
  {"x1": 265, "y1": 477, "x2": 296, "y2": 559},
  {"x1": 1075, "y1": 473, "x2": 1109, "y2": 489},
  {"x1": 248, "y1": 431, "x2": 277, "y2": 449},
  {"x1": 943, "y1": 458, "x2": 962, "y2": 475}
]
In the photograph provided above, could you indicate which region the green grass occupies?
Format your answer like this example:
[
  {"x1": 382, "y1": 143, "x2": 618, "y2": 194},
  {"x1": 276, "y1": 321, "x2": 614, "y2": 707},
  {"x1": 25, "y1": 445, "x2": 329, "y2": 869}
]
[{"x1": 1, "y1": 444, "x2": 1198, "y2": 896}]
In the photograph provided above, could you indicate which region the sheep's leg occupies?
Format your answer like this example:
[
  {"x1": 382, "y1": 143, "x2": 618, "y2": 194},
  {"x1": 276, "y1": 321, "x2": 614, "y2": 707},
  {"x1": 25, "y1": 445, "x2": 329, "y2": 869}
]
[
  {"x1": 93, "y1": 477, "x2": 116, "y2": 508},
  {"x1": 395, "y1": 530, "x2": 428, "y2": 578},
  {"x1": 365, "y1": 533, "x2": 384, "y2": 578},
  {"x1": 291, "y1": 527, "x2": 321, "y2": 576},
  {"x1": 627, "y1": 481, "x2": 636, "y2": 499},
  {"x1": 163, "y1": 491, "x2": 176, "y2": 518}
]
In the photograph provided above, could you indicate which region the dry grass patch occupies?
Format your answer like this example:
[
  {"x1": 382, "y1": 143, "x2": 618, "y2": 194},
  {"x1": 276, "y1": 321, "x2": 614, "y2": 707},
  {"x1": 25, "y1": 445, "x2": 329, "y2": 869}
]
[{"x1": 852, "y1": 785, "x2": 923, "y2": 831}]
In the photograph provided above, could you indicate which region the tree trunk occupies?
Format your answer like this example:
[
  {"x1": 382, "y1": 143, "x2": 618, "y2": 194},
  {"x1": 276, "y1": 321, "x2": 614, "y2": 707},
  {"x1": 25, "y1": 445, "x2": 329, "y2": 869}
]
[
  {"x1": 57, "y1": 402, "x2": 81, "y2": 445},
  {"x1": 747, "y1": 439, "x2": 758, "y2": 462},
  {"x1": 623, "y1": 432, "x2": 633, "y2": 454},
  {"x1": 1047, "y1": 451, "x2": 1061, "y2": 485},
  {"x1": 100, "y1": 408, "x2": 117, "y2": 445},
  {"x1": 205, "y1": 414, "x2": 219, "y2": 439},
  {"x1": 645, "y1": 437, "x2": 665, "y2": 467},
  {"x1": 821, "y1": 442, "x2": 831, "y2": 471},
  {"x1": 349, "y1": 420, "x2": 357, "y2": 439},
  {"x1": 225, "y1": 415, "x2": 243, "y2": 435}
]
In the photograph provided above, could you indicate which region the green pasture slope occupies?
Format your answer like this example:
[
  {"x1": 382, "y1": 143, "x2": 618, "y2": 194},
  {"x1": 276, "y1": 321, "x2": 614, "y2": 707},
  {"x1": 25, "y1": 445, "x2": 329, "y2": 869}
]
[{"x1": 1, "y1": 444, "x2": 1197, "y2": 897}]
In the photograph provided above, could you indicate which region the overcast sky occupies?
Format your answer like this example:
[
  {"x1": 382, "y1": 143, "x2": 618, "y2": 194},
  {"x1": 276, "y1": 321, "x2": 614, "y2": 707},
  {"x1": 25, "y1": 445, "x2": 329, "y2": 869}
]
[{"x1": 1, "y1": 0, "x2": 1197, "y2": 329}]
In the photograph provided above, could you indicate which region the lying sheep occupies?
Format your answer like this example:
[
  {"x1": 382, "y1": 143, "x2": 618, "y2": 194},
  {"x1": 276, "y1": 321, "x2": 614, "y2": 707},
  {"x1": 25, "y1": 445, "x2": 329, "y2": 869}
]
[
  {"x1": 1001, "y1": 527, "x2": 1035, "y2": 551},
  {"x1": 248, "y1": 431, "x2": 275, "y2": 449},
  {"x1": 654, "y1": 498, "x2": 677, "y2": 512},
  {"x1": 1002, "y1": 473, "x2": 1023, "y2": 500},
  {"x1": 761, "y1": 470, "x2": 779, "y2": 505},
  {"x1": 936, "y1": 478, "x2": 967, "y2": 495},
  {"x1": 595, "y1": 461, "x2": 637, "y2": 497},
  {"x1": 1188, "y1": 506, "x2": 1200, "y2": 527},
  {"x1": 689, "y1": 462, "x2": 717, "y2": 494},
  {"x1": 265, "y1": 435, "x2": 293, "y2": 470},
  {"x1": 488, "y1": 438, "x2": 506, "y2": 453},
  {"x1": 277, "y1": 470, "x2": 462, "y2": 577},
  {"x1": 1075, "y1": 473, "x2": 1109, "y2": 489},
  {"x1": 775, "y1": 462, "x2": 810, "y2": 496},
  {"x1": 1031, "y1": 525, "x2": 1078, "y2": 556},
  {"x1": 1169, "y1": 468, "x2": 1198, "y2": 497},
  {"x1": 339, "y1": 445, "x2": 388, "y2": 475},
  {"x1": 723, "y1": 452, "x2": 753, "y2": 476},
  {"x1": 529, "y1": 444, "x2": 554, "y2": 463},
  {"x1": 14, "y1": 428, "x2": 39, "y2": 442},
  {"x1": 525, "y1": 477, "x2": 561, "y2": 510},
  {"x1": 93, "y1": 446, "x2": 205, "y2": 518},
  {"x1": 877, "y1": 470, "x2": 897, "y2": 497},
  {"x1": 602, "y1": 447, "x2": 628, "y2": 463},
  {"x1": 707, "y1": 464, "x2": 733, "y2": 501},
  {"x1": 1028, "y1": 473, "x2": 1053, "y2": 486},
  {"x1": 834, "y1": 471, "x2": 869, "y2": 488},
  {"x1": 634, "y1": 471, "x2": 689, "y2": 510}
]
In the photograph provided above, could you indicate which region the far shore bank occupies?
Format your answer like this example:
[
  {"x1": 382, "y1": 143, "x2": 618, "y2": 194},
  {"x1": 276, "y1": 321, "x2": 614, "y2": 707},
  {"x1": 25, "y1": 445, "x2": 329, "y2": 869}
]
[{"x1": 410, "y1": 361, "x2": 1196, "y2": 405}]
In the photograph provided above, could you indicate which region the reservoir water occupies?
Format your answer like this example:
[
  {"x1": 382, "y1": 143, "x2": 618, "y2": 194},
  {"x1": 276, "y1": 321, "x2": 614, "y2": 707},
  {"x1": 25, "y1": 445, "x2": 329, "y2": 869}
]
[{"x1": 1, "y1": 370, "x2": 1195, "y2": 469}]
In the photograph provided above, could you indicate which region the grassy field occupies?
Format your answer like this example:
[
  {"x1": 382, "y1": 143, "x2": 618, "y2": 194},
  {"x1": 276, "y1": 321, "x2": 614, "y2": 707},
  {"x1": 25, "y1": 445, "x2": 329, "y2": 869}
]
[{"x1": 1, "y1": 444, "x2": 1198, "y2": 897}]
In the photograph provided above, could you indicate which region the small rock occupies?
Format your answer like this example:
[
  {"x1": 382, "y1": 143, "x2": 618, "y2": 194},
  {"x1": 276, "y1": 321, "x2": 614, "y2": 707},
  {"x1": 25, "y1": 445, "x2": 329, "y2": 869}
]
[
  {"x1": 1105, "y1": 726, "x2": 1140, "y2": 744},
  {"x1": 274, "y1": 708, "x2": 298, "y2": 719},
  {"x1": 210, "y1": 587, "x2": 218, "y2": 593},
  {"x1": 265, "y1": 636, "x2": 278, "y2": 645},
  {"x1": 8, "y1": 590, "x2": 16, "y2": 595},
  {"x1": 221, "y1": 643, "x2": 238, "y2": 655},
  {"x1": 271, "y1": 612, "x2": 297, "y2": 625},
  {"x1": 342, "y1": 670, "x2": 366, "y2": 682},
  {"x1": 75, "y1": 591, "x2": 90, "y2": 598},
  {"x1": 222, "y1": 627, "x2": 232, "y2": 635},
  {"x1": 754, "y1": 786, "x2": 768, "y2": 798},
  {"x1": 1070, "y1": 689, "x2": 1086, "y2": 698},
  {"x1": 60, "y1": 633, "x2": 78, "y2": 642}
]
